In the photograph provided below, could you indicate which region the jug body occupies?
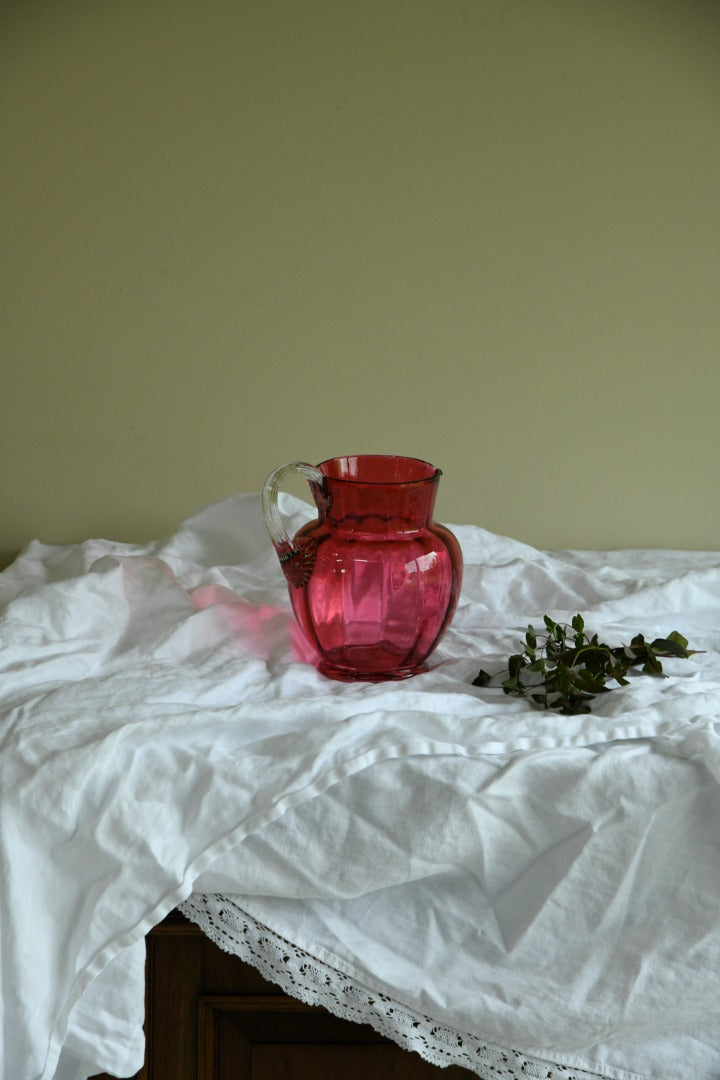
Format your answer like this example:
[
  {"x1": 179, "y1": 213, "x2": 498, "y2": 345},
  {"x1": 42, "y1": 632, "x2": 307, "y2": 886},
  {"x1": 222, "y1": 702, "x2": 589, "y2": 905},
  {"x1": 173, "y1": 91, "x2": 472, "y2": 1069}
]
[{"x1": 262, "y1": 455, "x2": 463, "y2": 681}]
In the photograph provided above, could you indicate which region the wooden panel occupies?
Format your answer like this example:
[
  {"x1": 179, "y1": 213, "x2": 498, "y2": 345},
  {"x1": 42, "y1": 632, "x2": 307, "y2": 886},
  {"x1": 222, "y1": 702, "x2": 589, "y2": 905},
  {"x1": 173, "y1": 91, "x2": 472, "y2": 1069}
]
[
  {"x1": 199, "y1": 994, "x2": 476, "y2": 1080},
  {"x1": 91, "y1": 910, "x2": 477, "y2": 1080}
]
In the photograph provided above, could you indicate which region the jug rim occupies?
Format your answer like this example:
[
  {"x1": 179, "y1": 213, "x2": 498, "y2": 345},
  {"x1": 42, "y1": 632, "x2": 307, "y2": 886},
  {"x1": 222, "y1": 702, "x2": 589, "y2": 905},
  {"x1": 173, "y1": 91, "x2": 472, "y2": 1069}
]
[{"x1": 316, "y1": 454, "x2": 441, "y2": 485}]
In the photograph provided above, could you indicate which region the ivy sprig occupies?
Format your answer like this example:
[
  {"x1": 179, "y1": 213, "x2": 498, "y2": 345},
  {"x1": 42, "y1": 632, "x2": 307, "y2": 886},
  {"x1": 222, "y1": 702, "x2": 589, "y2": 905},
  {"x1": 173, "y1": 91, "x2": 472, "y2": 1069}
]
[{"x1": 472, "y1": 614, "x2": 701, "y2": 715}]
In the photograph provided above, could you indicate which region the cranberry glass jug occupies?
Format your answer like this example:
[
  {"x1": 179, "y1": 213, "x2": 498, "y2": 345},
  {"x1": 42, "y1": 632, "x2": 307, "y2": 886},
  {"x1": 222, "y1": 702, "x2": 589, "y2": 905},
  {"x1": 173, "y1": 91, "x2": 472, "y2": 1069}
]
[{"x1": 262, "y1": 455, "x2": 463, "y2": 681}]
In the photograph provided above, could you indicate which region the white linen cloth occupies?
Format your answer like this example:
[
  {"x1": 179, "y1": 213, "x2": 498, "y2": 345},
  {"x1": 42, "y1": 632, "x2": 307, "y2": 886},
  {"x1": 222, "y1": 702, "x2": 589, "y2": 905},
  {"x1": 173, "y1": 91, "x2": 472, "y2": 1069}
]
[{"x1": 1, "y1": 492, "x2": 719, "y2": 1080}]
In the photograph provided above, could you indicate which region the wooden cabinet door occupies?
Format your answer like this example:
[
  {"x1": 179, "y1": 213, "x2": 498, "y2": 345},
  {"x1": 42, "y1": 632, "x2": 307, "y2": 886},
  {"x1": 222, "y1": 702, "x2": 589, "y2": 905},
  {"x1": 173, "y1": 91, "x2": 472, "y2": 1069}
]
[
  {"x1": 92, "y1": 910, "x2": 477, "y2": 1080},
  {"x1": 198, "y1": 993, "x2": 476, "y2": 1080}
]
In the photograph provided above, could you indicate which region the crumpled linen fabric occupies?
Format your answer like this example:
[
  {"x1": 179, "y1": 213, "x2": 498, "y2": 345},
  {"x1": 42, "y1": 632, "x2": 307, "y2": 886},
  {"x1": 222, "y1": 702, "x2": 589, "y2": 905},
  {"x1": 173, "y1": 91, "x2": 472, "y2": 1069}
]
[{"x1": 0, "y1": 493, "x2": 719, "y2": 1080}]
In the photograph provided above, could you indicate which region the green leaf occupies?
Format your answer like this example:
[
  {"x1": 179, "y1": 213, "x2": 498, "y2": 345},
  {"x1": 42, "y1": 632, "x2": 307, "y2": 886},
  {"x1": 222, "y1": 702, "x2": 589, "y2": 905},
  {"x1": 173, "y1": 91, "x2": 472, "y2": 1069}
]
[
  {"x1": 576, "y1": 669, "x2": 608, "y2": 693},
  {"x1": 667, "y1": 630, "x2": 689, "y2": 650},
  {"x1": 651, "y1": 632, "x2": 695, "y2": 658},
  {"x1": 502, "y1": 676, "x2": 523, "y2": 695},
  {"x1": 642, "y1": 654, "x2": 664, "y2": 676},
  {"x1": 508, "y1": 654, "x2": 525, "y2": 679}
]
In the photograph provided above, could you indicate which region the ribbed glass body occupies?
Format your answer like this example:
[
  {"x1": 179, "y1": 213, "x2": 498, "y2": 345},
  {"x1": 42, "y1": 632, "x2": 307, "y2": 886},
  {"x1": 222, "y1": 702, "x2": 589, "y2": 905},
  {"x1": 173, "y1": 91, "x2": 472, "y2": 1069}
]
[{"x1": 264, "y1": 456, "x2": 463, "y2": 681}]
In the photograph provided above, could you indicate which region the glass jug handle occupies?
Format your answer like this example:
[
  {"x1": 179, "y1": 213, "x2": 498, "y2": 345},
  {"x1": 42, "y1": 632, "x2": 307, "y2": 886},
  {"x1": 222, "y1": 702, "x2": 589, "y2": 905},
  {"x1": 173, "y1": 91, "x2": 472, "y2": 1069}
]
[{"x1": 261, "y1": 461, "x2": 325, "y2": 560}]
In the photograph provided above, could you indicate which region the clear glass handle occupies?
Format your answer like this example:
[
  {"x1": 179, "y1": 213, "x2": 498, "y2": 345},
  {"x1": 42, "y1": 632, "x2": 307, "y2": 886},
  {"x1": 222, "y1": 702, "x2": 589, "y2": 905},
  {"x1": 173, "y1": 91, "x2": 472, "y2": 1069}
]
[{"x1": 261, "y1": 461, "x2": 325, "y2": 558}]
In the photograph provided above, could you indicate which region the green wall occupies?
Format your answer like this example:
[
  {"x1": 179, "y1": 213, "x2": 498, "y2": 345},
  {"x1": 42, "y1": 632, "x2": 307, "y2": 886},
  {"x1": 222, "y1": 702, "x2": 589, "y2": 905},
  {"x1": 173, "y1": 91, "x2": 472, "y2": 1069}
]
[{"x1": 3, "y1": 0, "x2": 719, "y2": 562}]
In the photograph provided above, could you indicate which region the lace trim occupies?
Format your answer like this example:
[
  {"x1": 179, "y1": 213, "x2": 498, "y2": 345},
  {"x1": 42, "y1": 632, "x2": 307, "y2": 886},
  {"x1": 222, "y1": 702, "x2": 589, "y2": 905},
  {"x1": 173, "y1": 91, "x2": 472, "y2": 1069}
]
[{"x1": 179, "y1": 894, "x2": 613, "y2": 1080}]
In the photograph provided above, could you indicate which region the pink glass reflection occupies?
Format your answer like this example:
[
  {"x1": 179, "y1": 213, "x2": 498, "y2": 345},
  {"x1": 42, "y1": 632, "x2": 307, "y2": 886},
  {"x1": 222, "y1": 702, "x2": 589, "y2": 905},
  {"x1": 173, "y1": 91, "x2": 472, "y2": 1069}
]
[{"x1": 262, "y1": 455, "x2": 463, "y2": 681}]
